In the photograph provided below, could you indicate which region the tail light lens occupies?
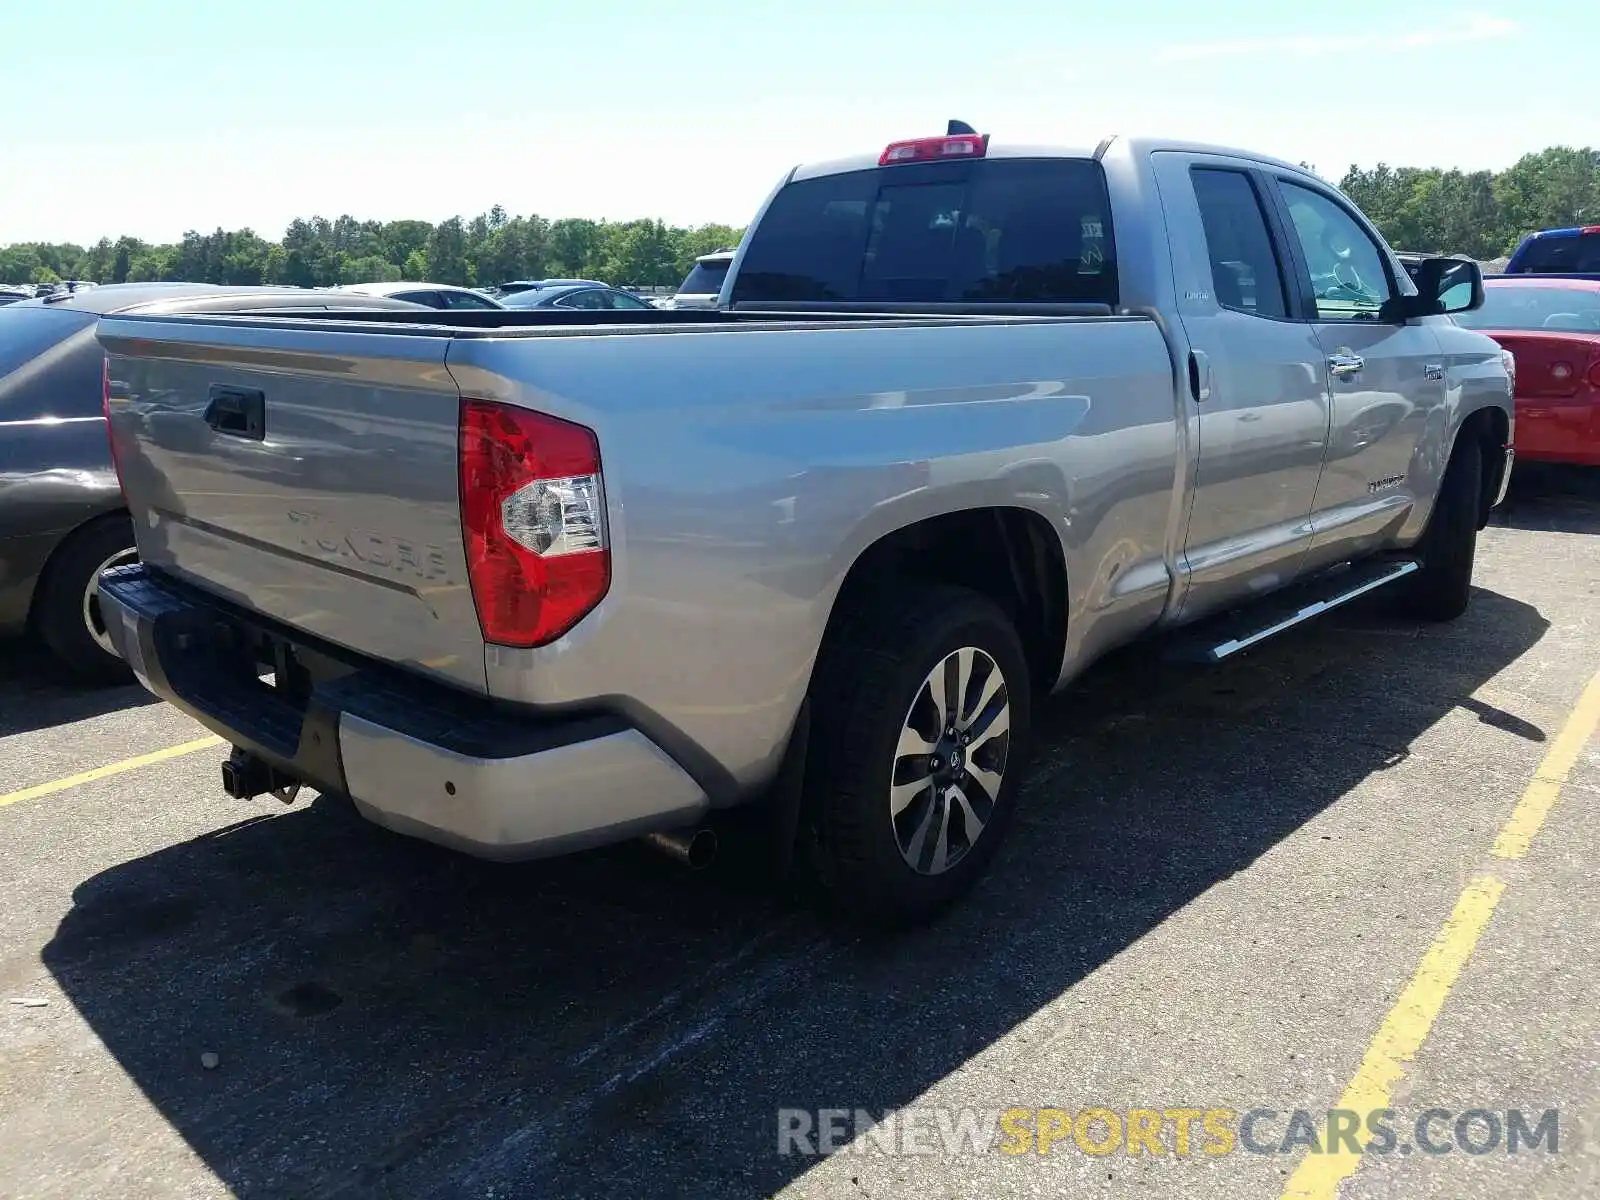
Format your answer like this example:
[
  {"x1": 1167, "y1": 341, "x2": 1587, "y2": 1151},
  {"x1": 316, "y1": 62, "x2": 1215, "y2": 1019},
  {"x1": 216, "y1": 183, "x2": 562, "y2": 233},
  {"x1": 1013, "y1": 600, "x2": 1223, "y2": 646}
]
[
  {"x1": 1588, "y1": 359, "x2": 1600, "y2": 390},
  {"x1": 459, "y1": 399, "x2": 609, "y2": 647}
]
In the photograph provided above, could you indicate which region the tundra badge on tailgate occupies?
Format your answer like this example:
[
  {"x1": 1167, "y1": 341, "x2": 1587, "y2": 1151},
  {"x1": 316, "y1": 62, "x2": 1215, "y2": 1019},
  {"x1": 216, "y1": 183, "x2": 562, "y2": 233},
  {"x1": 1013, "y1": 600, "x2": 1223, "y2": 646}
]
[{"x1": 287, "y1": 509, "x2": 451, "y2": 582}]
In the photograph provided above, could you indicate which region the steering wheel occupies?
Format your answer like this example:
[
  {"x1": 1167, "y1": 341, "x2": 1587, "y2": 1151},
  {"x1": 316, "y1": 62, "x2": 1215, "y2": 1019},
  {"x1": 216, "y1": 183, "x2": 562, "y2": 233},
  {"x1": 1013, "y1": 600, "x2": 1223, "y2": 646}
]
[{"x1": 1332, "y1": 259, "x2": 1367, "y2": 294}]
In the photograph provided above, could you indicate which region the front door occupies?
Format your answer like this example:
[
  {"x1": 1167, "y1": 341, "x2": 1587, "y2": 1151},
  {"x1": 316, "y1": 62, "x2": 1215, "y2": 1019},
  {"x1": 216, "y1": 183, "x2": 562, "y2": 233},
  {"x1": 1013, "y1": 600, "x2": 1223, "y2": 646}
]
[
  {"x1": 1265, "y1": 177, "x2": 1447, "y2": 571},
  {"x1": 1150, "y1": 153, "x2": 1333, "y2": 623}
]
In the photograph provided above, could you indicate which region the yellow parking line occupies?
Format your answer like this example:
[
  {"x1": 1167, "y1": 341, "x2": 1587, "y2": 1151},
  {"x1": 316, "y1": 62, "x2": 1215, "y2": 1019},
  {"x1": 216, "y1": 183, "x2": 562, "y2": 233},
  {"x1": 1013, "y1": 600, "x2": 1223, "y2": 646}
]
[
  {"x1": 0, "y1": 735, "x2": 225, "y2": 810},
  {"x1": 1494, "y1": 669, "x2": 1600, "y2": 859},
  {"x1": 1281, "y1": 665, "x2": 1600, "y2": 1200}
]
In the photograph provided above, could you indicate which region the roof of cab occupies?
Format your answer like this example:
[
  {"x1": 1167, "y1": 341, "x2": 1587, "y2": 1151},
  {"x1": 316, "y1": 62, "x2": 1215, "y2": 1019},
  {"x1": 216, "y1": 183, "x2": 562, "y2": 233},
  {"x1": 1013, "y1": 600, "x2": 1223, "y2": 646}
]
[{"x1": 786, "y1": 134, "x2": 1319, "y2": 184}]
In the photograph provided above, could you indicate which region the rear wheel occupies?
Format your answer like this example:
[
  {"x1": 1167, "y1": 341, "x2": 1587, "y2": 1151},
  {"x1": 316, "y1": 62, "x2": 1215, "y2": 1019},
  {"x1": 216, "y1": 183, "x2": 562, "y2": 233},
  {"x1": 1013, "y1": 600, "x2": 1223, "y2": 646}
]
[
  {"x1": 1400, "y1": 438, "x2": 1483, "y2": 622},
  {"x1": 33, "y1": 515, "x2": 138, "y2": 684},
  {"x1": 802, "y1": 583, "x2": 1032, "y2": 928}
]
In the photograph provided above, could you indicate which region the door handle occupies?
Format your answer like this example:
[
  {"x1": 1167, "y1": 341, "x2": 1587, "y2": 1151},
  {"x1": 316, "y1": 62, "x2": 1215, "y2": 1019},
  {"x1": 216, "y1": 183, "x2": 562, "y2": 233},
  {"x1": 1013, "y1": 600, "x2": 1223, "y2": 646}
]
[
  {"x1": 204, "y1": 385, "x2": 266, "y2": 440},
  {"x1": 1327, "y1": 352, "x2": 1365, "y2": 379},
  {"x1": 1188, "y1": 349, "x2": 1212, "y2": 403}
]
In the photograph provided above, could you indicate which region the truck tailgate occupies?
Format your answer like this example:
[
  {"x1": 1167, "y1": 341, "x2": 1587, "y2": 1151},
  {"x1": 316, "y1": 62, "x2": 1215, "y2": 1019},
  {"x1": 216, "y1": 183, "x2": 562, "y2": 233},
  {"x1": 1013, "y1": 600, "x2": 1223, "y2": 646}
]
[{"x1": 98, "y1": 318, "x2": 487, "y2": 693}]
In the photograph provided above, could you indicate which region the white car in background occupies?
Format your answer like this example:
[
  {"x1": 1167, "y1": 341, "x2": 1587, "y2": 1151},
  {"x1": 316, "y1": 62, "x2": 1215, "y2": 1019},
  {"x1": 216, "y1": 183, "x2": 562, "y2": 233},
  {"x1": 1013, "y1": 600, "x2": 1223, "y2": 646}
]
[{"x1": 662, "y1": 250, "x2": 736, "y2": 310}]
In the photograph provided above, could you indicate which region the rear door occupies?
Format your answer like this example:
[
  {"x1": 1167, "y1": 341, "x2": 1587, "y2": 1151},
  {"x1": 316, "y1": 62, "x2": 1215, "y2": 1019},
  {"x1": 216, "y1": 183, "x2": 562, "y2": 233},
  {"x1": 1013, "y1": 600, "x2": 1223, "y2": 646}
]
[
  {"x1": 1264, "y1": 176, "x2": 1446, "y2": 571},
  {"x1": 1149, "y1": 152, "x2": 1333, "y2": 622}
]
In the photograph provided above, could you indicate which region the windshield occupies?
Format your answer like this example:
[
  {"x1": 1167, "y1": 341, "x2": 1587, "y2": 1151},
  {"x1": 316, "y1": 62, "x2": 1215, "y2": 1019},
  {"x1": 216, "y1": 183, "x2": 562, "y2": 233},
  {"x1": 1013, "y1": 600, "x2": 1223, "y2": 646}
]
[
  {"x1": 677, "y1": 260, "x2": 730, "y2": 296},
  {"x1": 730, "y1": 157, "x2": 1117, "y2": 306},
  {"x1": 0, "y1": 305, "x2": 95, "y2": 380},
  {"x1": 1513, "y1": 232, "x2": 1600, "y2": 273},
  {"x1": 1453, "y1": 285, "x2": 1600, "y2": 332}
]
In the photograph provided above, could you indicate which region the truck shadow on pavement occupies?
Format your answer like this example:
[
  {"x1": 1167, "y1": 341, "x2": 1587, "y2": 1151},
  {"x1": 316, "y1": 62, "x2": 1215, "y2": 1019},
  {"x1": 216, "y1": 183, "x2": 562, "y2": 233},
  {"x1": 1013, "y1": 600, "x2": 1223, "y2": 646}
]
[
  {"x1": 0, "y1": 639, "x2": 158, "y2": 737},
  {"x1": 42, "y1": 586, "x2": 1550, "y2": 1199}
]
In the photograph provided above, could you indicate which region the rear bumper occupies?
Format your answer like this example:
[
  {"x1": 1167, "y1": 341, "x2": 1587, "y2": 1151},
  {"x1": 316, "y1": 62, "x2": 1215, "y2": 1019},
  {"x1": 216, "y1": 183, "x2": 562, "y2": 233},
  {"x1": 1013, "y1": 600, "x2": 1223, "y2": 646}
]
[{"x1": 97, "y1": 565, "x2": 709, "y2": 860}]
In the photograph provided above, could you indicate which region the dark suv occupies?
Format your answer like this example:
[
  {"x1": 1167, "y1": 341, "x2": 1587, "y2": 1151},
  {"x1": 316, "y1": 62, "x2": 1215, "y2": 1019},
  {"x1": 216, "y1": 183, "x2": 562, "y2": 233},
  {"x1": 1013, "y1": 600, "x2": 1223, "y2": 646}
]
[
  {"x1": 1504, "y1": 225, "x2": 1600, "y2": 277},
  {"x1": 0, "y1": 283, "x2": 425, "y2": 681}
]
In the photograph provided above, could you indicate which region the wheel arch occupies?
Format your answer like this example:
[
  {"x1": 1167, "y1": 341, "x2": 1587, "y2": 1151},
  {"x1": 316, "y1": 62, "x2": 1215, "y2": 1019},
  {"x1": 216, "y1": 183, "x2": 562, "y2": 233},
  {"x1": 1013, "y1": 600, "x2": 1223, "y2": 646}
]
[
  {"x1": 820, "y1": 506, "x2": 1069, "y2": 696},
  {"x1": 1451, "y1": 405, "x2": 1511, "y2": 529},
  {"x1": 26, "y1": 506, "x2": 134, "y2": 631}
]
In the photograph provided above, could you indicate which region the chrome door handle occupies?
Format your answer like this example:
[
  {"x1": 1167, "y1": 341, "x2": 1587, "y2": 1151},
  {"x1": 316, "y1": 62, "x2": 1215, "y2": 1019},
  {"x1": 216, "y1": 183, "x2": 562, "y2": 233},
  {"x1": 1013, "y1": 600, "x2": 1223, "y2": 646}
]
[{"x1": 1327, "y1": 353, "x2": 1365, "y2": 378}]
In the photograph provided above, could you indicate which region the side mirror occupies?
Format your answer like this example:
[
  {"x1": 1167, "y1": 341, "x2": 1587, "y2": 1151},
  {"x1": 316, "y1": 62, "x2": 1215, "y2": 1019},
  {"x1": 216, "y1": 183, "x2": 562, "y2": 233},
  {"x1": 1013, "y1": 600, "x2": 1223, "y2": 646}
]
[{"x1": 1401, "y1": 257, "x2": 1484, "y2": 319}]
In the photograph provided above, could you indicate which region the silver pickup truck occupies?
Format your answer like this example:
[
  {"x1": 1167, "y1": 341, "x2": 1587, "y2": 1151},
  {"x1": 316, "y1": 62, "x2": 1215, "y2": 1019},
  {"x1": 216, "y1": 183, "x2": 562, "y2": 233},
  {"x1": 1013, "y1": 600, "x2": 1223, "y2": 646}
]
[{"x1": 96, "y1": 130, "x2": 1514, "y2": 925}]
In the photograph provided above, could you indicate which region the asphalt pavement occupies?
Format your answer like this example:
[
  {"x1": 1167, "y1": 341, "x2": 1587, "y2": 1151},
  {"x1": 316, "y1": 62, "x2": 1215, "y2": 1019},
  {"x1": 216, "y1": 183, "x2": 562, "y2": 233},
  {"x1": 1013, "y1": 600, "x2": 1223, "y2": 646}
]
[{"x1": 2, "y1": 464, "x2": 1598, "y2": 1200}]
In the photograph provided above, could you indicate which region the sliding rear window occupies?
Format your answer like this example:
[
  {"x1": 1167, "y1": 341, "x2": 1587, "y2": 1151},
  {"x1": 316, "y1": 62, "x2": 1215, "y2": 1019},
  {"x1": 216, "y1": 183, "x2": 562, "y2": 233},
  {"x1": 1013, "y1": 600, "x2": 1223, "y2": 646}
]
[{"x1": 730, "y1": 157, "x2": 1117, "y2": 306}]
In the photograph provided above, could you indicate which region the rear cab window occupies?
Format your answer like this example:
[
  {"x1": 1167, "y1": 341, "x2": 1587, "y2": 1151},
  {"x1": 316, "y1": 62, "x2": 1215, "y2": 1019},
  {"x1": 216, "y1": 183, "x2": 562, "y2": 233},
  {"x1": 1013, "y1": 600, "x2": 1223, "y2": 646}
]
[{"x1": 729, "y1": 157, "x2": 1117, "y2": 307}]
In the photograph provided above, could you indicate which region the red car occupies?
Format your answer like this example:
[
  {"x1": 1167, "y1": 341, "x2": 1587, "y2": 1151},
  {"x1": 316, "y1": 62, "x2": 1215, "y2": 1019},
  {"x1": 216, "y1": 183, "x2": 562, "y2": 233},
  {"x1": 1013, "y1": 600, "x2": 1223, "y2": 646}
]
[{"x1": 1453, "y1": 277, "x2": 1600, "y2": 466}]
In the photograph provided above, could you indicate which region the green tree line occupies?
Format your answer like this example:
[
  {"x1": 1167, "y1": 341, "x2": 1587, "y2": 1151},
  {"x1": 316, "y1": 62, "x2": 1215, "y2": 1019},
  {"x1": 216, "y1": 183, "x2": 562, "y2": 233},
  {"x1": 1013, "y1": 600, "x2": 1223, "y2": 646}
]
[
  {"x1": 0, "y1": 208, "x2": 744, "y2": 289},
  {"x1": 1338, "y1": 146, "x2": 1599, "y2": 260},
  {"x1": 4, "y1": 145, "x2": 1597, "y2": 289}
]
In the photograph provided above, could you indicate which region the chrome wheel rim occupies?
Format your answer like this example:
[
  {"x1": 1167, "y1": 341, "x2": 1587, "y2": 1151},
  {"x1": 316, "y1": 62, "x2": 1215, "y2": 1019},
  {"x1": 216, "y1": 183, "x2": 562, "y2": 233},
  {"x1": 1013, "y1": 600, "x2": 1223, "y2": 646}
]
[
  {"x1": 891, "y1": 646, "x2": 1011, "y2": 876},
  {"x1": 84, "y1": 548, "x2": 138, "y2": 656}
]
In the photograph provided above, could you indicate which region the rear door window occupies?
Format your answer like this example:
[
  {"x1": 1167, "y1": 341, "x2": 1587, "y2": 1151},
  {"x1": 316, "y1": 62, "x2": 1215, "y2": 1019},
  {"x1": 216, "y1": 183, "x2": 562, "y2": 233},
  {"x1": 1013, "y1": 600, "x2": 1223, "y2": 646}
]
[
  {"x1": 730, "y1": 157, "x2": 1117, "y2": 306},
  {"x1": 1190, "y1": 168, "x2": 1289, "y2": 318}
]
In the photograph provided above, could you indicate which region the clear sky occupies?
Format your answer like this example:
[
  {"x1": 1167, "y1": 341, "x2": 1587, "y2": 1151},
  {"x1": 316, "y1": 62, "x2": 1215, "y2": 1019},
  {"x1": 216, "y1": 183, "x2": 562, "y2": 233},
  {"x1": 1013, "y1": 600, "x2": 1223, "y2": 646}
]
[{"x1": 0, "y1": 0, "x2": 1586, "y2": 246}]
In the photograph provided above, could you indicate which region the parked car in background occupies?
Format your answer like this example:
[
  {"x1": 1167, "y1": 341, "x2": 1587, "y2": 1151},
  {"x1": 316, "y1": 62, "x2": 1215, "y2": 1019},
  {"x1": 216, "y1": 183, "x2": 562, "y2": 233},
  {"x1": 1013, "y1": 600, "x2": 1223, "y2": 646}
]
[
  {"x1": 491, "y1": 278, "x2": 608, "y2": 297},
  {"x1": 1452, "y1": 276, "x2": 1600, "y2": 466},
  {"x1": 336, "y1": 281, "x2": 505, "y2": 310},
  {"x1": 662, "y1": 249, "x2": 735, "y2": 309},
  {"x1": 0, "y1": 283, "x2": 428, "y2": 681},
  {"x1": 497, "y1": 282, "x2": 657, "y2": 310},
  {"x1": 0, "y1": 287, "x2": 31, "y2": 307},
  {"x1": 1504, "y1": 225, "x2": 1600, "y2": 278},
  {"x1": 95, "y1": 129, "x2": 1510, "y2": 924}
]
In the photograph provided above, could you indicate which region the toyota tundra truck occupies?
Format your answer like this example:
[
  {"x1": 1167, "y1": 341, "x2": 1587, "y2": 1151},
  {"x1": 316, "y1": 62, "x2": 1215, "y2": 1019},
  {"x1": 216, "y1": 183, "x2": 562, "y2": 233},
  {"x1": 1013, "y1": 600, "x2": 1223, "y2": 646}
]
[{"x1": 95, "y1": 129, "x2": 1515, "y2": 925}]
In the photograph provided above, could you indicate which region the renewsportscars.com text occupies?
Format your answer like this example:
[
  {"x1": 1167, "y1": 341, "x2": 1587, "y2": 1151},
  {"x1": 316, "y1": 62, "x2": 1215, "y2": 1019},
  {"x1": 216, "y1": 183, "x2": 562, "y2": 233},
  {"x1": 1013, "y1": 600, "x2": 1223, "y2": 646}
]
[{"x1": 777, "y1": 1106, "x2": 1560, "y2": 1158}]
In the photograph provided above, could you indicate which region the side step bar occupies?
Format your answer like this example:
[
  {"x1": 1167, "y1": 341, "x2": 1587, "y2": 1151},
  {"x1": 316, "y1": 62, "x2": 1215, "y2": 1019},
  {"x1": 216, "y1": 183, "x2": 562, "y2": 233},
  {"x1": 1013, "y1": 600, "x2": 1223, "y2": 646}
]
[{"x1": 1166, "y1": 558, "x2": 1420, "y2": 664}]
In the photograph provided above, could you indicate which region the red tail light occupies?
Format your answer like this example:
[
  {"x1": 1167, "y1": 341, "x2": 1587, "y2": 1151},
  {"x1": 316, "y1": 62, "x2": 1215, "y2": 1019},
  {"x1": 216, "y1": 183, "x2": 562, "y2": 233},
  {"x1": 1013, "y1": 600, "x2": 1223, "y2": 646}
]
[
  {"x1": 879, "y1": 134, "x2": 987, "y2": 166},
  {"x1": 1588, "y1": 359, "x2": 1600, "y2": 390},
  {"x1": 102, "y1": 355, "x2": 125, "y2": 488},
  {"x1": 459, "y1": 399, "x2": 609, "y2": 647}
]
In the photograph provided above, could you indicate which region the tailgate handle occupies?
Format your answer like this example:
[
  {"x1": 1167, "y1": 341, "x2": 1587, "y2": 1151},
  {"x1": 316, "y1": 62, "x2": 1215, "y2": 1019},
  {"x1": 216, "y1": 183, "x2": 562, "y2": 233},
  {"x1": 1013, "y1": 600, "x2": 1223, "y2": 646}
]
[{"x1": 204, "y1": 386, "x2": 266, "y2": 440}]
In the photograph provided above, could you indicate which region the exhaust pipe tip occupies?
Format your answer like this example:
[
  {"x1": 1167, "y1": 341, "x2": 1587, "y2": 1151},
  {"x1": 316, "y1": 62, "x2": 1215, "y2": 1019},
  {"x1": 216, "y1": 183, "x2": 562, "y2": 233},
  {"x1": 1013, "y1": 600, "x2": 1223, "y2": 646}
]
[{"x1": 643, "y1": 827, "x2": 719, "y2": 871}]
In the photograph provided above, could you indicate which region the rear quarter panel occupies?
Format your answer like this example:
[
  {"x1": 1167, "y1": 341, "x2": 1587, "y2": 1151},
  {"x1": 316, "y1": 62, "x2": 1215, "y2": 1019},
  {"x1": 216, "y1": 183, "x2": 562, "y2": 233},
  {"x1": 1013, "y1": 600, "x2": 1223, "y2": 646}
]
[{"x1": 447, "y1": 316, "x2": 1180, "y2": 796}]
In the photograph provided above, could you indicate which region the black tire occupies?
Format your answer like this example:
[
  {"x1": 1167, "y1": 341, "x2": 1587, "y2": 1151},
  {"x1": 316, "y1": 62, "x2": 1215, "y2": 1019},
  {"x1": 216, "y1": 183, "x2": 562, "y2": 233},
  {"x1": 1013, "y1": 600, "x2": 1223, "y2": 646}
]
[
  {"x1": 802, "y1": 582, "x2": 1032, "y2": 928},
  {"x1": 1401, "y1": 438, "x2": 1482, "y2": 622},
  {"x1": 32, "y1": 515, "x2": 138, "y2": 684}
]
